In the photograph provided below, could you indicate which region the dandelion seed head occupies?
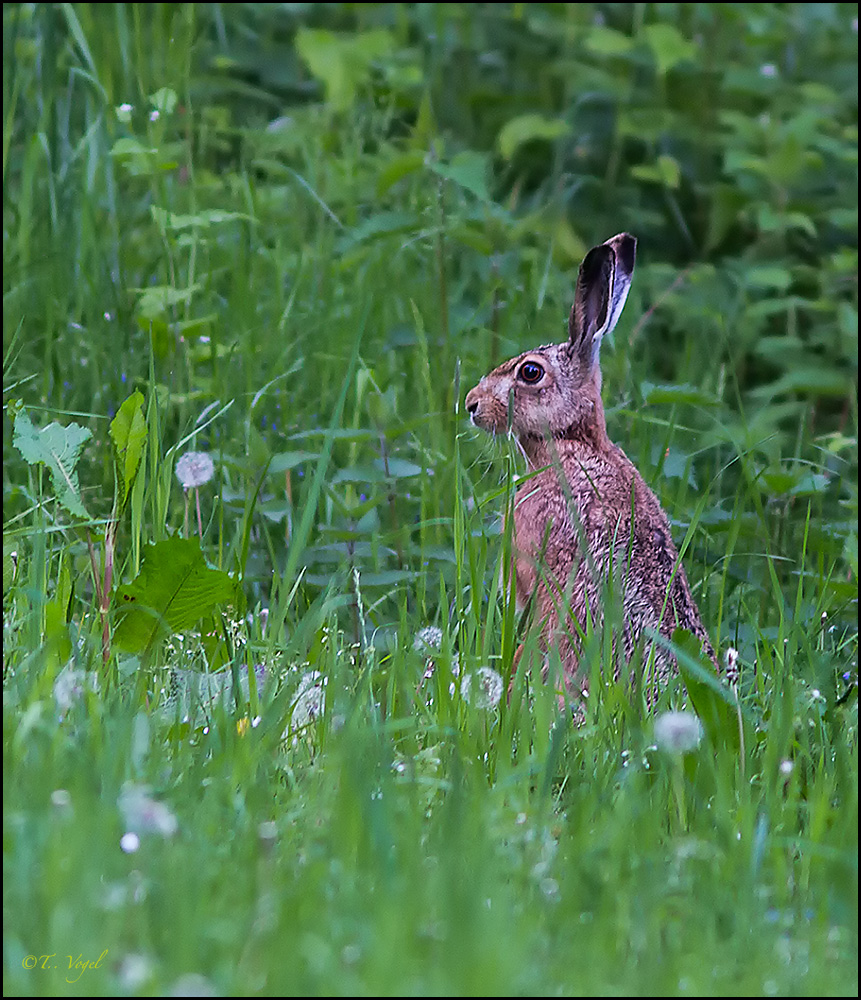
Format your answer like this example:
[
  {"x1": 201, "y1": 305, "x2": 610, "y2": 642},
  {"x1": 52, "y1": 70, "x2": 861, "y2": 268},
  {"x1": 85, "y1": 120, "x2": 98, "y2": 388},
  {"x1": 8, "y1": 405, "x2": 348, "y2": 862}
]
[
  {"x1": 291, "y1": 672, "x2": 326, "y2": 729},
  {"x1": 167, "y1": 974, "x2": 217, "y2": 997},
  {"x1": 175, "y1": 450, "x2": 214, "y2": 489},
  {"x1": 258, "y1": 821, "x2": 278, "y2": 844},
  {"x1": 654, "y1": 711, "x2": 703, "y2": 755},
  {"x1": 460, "y1": 666, "x2": 504, "y2": 709},
  {"x1": 117, "y1": 953, "x2": 154, "y2": 990},
  {"x1": 53, "y1": 667, "x2": 99, "y2": 715},
  {"x1": 413, "y1": 626, "x2": 443, "y2": 653},
  {"x1": 119, "y1": 785, "x2": 178, "y2": 837},
  {"x1": 51, "y1": 789, "x2": 72, "y2": 810},
  {"x1": 760, "y1": 63, "x2": 778, "y2": 77}
]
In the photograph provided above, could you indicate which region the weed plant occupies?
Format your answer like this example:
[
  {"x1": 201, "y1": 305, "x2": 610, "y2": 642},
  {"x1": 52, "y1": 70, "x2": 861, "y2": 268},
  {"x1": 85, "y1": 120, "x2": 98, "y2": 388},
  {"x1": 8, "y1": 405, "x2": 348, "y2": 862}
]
[{"x1": 3, "y1": 4, "x2": 857, "y2": 996}]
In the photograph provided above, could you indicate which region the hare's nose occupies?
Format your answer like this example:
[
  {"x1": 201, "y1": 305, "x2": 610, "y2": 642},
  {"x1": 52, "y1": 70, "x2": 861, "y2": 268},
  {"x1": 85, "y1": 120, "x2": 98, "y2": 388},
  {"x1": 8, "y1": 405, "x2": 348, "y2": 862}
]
[{"x1": 465, "y1": 394, "x2": 479, "y2": 416}]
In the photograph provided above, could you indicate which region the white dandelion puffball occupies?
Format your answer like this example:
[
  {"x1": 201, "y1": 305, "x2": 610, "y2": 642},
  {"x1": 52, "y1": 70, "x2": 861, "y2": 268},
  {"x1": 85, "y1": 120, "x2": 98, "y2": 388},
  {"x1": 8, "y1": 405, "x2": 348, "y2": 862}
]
[
  {"x1": 654, "y1": 711, "x2": 704, "y2": 755},
  {"x1": 119, "y1": 784, "x2": 179, "y2": 837},
  {"x1": 175, "y1": 451, "x2": 214, "y2": 489},
  {"x1": 291, "y1": 672, "x2": 326, "y2": 729},
  {"x1": 460, "y1": 667, "x2": 504, "y2": 709},
  {"x1": 413, "y1": 626, "x2": 444, "y2": 654},
  {"x1": 53, "y1": 667, "x2": 99, "y2": 715}
]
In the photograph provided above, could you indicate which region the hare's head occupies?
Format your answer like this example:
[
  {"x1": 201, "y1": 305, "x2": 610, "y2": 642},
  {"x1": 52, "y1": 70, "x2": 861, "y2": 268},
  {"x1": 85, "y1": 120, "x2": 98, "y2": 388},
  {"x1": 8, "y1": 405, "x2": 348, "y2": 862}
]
[{"x1": 465, "y1": 233, "x2": 636, "y2": 444}]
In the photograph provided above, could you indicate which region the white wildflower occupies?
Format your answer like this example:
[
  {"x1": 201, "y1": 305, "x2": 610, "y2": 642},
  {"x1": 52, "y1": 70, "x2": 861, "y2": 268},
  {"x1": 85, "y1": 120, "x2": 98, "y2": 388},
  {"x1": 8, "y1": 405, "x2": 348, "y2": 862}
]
[
  {"x1": 175, "y1": 450, "x2": 214, "y2": 489},
  {"x1": 654, "y1": 711, "x2": 703, "y2": 755},
  {"x1": 120, "y1": 832, "x2": 140, "y2": 853},
  {"x1": 759, "y1": 63, "x2": 778, "y2": 78},
  {"x1": 460, "y1": 666, "x2": 504, "y2": 709}
]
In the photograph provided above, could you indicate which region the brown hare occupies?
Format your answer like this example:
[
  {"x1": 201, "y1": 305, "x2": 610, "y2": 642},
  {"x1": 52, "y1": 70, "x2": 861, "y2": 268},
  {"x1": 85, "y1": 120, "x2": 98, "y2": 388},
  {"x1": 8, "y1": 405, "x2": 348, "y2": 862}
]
[{"x1": 465, "y1": 233, "x2": 718, "y2": 703}]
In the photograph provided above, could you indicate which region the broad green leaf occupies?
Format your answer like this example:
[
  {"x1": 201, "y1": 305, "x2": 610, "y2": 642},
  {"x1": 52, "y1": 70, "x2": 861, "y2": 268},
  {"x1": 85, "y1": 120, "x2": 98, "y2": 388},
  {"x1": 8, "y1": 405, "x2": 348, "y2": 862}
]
[
  {"x1": 149, "y1": 86, "x2": 178, "y2": 115},
  {"x1": 134, "y1": 283, "x2": 200, "y2": 320},
  {"x1": 296, "y1": 27, "x2": 394, "y2": 112},
  {"x1": 12, "y1": 409, "x2": 91, "y2": 519},
  {"x1": 268, "y1": 451, "x2": 319, "y2": 475},
  {"x1": 376, "y1": 151, "x2": 425, "y2": 196},
  {"x1": 331, "y1": 463, "x2": 387, "y2": 485},
  {"x1": 43, "y1": 554, "x2": 74, "y2": 669},
  {"x1": 428, "y1": 151, "x2": 491, "y2": 202},
  {"x1": 335, "y1": 211, "x2": 418, "y2": 253},
  {"x1": 113, "y1": 538, "x2": 244, "y2": 655},
  {"x1": 743, "y1": 266, "x2": 792, "y2": 291},
  {"x1": 671, "y1": 628, "x2": 750, "y2": 755},
  {"x1": 151, "y1": 206, "x2": 248, "y2": 230},
  {"x1": 497, "y1": 114, "x2": 571, "y2": 160},
  {"x1": 641, "y1": 382, "x2": 720, "y2": 406},
  {"x1": 750, "y1": 368, "x2": 851, "y2": 399},
  {"x1": 631, "y1": 154, "x2": 681, "y2": 189},
  {"x1": 584, "y1": 26, "x2": 635, "y2": 56},
  {"x1": 109, "y1": 137, "x2": 157, "y2": 157},
  {"x1": 355, "y1": 570, "x2": 417, "y2": 587},
  {"x1": 110, "y1": 391, "x2": 147, "y2": 510},
  {"x1": 374, "y1": 457, "x2": 422, "y2": 478},
  {"x1": 643, "y1": 23, "x2": 697, "y2": 76}
]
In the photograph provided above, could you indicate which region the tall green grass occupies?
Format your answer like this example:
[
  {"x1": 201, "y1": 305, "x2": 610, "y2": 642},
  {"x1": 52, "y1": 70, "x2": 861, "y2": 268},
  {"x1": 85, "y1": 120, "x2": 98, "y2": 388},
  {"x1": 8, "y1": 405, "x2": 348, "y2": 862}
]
[{"x1": 3, "y1": 4, "x2": 857, "y2": 996}]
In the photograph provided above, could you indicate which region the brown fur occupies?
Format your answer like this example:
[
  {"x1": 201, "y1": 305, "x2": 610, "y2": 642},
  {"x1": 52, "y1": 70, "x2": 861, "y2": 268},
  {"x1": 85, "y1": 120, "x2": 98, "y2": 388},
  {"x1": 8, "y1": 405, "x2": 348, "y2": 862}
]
[{"x1": 465, "y1": 233, "x2": 718, "y2": 701}]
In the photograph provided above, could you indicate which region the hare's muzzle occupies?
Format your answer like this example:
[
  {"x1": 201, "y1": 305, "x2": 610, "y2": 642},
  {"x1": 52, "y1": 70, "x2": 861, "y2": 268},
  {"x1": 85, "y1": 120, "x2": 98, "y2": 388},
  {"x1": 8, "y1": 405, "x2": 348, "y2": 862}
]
[{"x1": 465, "y1": 385, "x2": 482, "y2": 424}]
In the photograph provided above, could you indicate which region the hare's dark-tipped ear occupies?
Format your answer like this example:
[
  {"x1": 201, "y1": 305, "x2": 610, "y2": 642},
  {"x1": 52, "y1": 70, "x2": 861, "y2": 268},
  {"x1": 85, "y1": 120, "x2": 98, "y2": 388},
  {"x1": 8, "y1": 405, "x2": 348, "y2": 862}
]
[{"x1": 568, "y1": 232, "x2": 637, "y2": 366}]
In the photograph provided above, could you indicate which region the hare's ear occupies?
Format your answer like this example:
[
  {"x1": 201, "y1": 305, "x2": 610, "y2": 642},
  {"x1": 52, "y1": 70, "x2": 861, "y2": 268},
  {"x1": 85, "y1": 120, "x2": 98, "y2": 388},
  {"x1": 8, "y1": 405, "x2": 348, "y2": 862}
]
[{"x1": 568, "y1": 233, "x2": 637, "y2": 366}]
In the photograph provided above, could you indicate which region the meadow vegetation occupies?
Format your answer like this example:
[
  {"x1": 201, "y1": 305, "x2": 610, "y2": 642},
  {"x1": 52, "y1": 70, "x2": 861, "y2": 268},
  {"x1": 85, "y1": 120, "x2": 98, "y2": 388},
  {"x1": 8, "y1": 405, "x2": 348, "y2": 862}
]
[{"x1": 3, "y1": 3, "x2": 857, "y2": 995}]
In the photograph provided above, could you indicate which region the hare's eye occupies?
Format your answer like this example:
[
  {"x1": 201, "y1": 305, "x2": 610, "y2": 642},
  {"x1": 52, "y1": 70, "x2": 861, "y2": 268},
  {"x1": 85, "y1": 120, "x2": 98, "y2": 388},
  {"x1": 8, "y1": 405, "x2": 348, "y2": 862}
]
[{"x1": 518, "y1": 361, "x2": 544, "y2": 384}]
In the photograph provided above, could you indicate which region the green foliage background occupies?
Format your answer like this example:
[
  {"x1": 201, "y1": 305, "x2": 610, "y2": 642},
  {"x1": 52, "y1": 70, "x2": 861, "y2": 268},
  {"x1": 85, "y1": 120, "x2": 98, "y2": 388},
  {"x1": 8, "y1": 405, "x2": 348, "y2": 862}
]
[{"x1": 3, "y1": 4, "x2": 857, "y2": 997}]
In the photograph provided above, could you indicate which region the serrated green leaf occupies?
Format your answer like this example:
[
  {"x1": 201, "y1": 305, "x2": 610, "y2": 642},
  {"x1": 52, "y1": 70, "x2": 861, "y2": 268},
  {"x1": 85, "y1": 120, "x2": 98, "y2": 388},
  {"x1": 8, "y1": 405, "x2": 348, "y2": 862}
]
[
  {"x1": 110, "y1": 391, "x2": 147, "y2": 510},
  {"x1": 12, "y1": 409, "x2": 91, "y2": 519},
  {"x1": 113, "y1": 538, "x2": 244, "y2": 655}
]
